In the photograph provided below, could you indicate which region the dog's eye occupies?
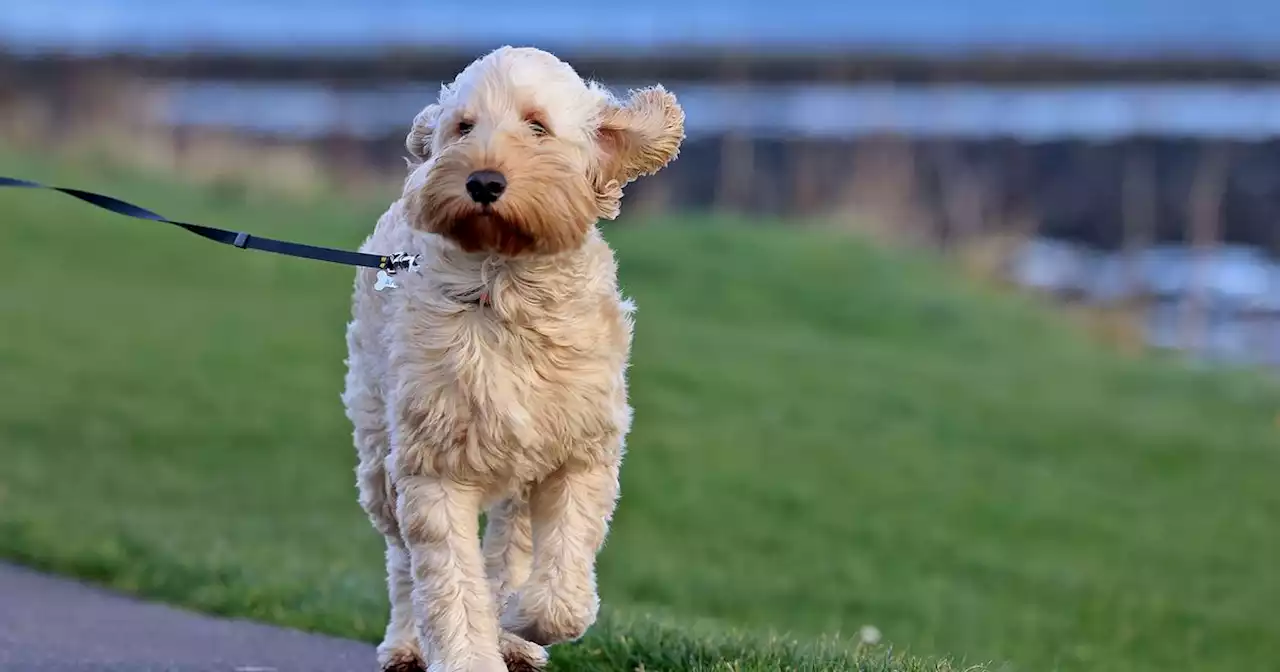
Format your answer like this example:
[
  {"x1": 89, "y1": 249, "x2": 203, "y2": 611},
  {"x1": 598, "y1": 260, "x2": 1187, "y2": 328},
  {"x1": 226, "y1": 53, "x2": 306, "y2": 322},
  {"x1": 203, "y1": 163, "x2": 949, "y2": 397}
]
[
  {"x1": 457, "y1": 121, "x2": 474, "y2": 136},
  {"x1": 527, "y1": 119, "x2": 549, "y2": 136}
]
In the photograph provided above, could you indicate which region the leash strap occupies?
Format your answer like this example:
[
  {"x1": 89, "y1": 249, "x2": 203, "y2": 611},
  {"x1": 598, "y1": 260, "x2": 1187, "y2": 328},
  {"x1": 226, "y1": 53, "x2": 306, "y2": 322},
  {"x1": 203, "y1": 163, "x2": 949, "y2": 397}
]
[{"x1": 0, "y1": 176, "x2": 420, "y2": 277}]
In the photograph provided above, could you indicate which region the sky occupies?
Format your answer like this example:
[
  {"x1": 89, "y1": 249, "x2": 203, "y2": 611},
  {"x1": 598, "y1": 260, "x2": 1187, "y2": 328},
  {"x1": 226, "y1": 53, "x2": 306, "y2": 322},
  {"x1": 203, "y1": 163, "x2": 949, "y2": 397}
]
[{"x1": 2, "y1": 0, "x2": 1280, "y2": 57}]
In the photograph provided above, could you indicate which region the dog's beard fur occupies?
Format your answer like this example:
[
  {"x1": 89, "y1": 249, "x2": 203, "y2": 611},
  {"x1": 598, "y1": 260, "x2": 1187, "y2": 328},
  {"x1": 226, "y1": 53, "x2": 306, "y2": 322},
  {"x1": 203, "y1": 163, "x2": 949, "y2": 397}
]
[{"x1": 412, "y1": 139, "x2": 601, "y2": 257}]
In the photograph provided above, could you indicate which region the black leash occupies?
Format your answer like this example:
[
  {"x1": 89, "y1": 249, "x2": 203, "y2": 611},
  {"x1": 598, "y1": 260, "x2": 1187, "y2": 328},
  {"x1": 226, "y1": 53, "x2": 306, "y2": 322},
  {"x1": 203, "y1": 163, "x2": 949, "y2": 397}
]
[{"x1": 0, "y1": 176, "x2": 420, "y2": 289}]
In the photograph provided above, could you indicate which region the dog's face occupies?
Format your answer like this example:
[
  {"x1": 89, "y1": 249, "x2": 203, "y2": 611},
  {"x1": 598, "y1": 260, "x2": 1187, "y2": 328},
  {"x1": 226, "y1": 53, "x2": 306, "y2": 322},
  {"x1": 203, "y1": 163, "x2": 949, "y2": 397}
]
[{"x1": 403, "y1": 46, "x2": 684, "y2": 256}]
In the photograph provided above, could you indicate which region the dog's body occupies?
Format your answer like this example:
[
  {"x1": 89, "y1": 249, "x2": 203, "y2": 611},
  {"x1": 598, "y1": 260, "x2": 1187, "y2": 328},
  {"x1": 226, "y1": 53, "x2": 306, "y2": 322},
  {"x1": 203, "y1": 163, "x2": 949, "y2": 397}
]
[{"x1": 341, "y1": 47, "x2": 683, "y2": 672}]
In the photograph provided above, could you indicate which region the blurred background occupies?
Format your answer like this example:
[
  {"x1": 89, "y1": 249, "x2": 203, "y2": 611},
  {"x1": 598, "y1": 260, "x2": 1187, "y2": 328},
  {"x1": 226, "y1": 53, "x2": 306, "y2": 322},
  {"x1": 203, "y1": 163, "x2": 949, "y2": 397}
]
[
  {"x1": 5, "y1": 0, "x2": 1280, "y2": 366},
  {"x1": 2, "y1": 4, "x2": 1279, "y2": 672}
]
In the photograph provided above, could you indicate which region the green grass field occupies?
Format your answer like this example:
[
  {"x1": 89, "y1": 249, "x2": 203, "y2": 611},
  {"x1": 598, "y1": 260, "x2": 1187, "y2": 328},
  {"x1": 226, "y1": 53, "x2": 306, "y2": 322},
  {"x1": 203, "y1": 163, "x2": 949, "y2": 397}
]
[{"x1": 2, "y1": 152, "x2": 1278, "y2": 672}]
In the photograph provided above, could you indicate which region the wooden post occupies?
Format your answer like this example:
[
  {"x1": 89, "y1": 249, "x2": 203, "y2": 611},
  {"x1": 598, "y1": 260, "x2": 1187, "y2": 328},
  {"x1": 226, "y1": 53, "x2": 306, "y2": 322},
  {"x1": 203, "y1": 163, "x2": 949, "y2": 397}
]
[
  {"x1": 714, "y1": 56, "x2": 754, "y2": 213},
  {"x1": 935, "y1": 143, "x2": 985, "y2": 255},
  {"x1": 790, "y1": 139, "x2": 821, "y2": 217},
  {"x1": 1121, "y1": 143, "x2": 1156, "y2": 302},
  {"x1": 1181, "y1": 144, "x2": 1231, "y2": 356}
]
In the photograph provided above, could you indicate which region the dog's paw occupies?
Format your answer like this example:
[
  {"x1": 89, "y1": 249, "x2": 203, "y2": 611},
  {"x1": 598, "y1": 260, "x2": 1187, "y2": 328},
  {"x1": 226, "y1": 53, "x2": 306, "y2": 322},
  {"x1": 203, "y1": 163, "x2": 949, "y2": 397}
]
[
  {"x1": 509, "y1": 623, "x2": 582, "y2": 648},
  {"x1": 500, "y1": 631, "x2": 548, "y2": 671},
  {"x1": 502, "y1": 605, "x2": 592, "y2": 647},
  {"x1": 378, "y1": 642, "x2": 426, "y2": 672}
]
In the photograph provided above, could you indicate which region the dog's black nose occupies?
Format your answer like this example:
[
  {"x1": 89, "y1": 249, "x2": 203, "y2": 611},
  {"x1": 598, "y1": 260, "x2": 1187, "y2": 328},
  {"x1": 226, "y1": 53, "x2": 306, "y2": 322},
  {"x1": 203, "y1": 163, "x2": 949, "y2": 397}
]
[{"x1": 465, "y1": 170, "x2": 506, "y2": 204}]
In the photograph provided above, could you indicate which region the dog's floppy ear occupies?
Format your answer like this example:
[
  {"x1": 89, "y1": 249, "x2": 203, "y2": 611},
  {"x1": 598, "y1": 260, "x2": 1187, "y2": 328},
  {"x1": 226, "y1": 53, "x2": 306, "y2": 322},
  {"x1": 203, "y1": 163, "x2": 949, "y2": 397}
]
[
  {"x1": 595, "y1": 85, "x2": 685, "y2": 188},
  {"x1": 405, "y1": 103, "x2": 442, "y2": 162}
]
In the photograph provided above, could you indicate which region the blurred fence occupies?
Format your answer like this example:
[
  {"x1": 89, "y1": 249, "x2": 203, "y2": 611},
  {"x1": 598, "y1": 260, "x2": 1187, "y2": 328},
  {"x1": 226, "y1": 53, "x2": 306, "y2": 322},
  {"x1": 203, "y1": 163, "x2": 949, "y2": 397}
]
[{"x1": 2, "y1": 47, "x2": 1279, "y2": 367}]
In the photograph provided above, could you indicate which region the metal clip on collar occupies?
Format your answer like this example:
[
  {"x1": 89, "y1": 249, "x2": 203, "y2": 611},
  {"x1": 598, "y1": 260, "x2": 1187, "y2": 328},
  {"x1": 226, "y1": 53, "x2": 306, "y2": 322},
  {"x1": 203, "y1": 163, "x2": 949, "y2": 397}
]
[{"x1": 374, "y1": 252, "x2": 422, "y2": 291}]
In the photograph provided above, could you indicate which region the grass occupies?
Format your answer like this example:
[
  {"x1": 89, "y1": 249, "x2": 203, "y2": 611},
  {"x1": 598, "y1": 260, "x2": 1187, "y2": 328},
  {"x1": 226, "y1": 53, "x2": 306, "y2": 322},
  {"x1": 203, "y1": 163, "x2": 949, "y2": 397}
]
[{"x1": 1, "y1": 151, "x2": 1278, "y2": 672}]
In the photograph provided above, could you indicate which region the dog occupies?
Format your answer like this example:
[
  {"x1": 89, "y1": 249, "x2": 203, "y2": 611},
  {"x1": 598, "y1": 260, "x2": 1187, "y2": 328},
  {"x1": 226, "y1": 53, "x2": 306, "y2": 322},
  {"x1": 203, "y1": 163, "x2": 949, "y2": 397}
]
[{"x1": 341, "y1": 46, "x2": 684, "y2": 672}]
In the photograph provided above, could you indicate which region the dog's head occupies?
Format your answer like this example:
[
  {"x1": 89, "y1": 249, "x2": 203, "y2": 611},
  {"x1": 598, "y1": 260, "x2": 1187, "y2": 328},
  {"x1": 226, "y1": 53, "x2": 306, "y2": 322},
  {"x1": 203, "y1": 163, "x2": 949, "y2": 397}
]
[{"x1": 403, "y1": 46, "x2": 684, "y2": 256}]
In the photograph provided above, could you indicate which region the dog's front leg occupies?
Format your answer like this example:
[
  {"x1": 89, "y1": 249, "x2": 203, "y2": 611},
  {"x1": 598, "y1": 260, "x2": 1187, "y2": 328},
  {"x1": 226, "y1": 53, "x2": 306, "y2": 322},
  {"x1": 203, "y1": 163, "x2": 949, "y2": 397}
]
[
  {"x1": 501, "y1": 457, "x2": 620, "y2": 646},
  {"x1": 482, "y1": 492, "x2": 550, "y2": 670},
  {"x1": 396, "y1": 475, "x2": 505, "y2": 672}
]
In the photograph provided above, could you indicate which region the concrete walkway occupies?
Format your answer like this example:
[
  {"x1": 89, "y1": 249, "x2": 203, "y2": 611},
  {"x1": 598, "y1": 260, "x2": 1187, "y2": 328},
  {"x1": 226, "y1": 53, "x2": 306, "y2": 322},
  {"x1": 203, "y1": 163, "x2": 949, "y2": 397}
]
[{"x1": 0, "y1": 562, "x2": 376, "y2": 672}]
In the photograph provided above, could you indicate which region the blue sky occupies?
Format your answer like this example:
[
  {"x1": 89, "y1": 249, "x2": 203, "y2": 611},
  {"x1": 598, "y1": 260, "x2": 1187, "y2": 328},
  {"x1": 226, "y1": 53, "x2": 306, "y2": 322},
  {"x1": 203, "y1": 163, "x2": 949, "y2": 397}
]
[{"x1": 3, "y1": 0, "x2": 1279, "y2": 57}]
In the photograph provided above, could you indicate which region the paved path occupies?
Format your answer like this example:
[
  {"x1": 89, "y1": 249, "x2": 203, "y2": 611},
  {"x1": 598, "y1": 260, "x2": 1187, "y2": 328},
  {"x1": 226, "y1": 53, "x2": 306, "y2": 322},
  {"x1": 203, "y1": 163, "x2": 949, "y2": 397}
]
[{"x1": 0, "y1": 562, "x2": 376, "y2": 672}]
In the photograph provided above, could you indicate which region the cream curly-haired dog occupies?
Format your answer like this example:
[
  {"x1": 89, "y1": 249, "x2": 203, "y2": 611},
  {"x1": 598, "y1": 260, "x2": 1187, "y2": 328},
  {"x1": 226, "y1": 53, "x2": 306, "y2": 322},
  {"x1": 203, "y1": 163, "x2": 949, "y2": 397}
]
[{"x1": 341, "y1": 46, "x2": 683, "y2": 672}]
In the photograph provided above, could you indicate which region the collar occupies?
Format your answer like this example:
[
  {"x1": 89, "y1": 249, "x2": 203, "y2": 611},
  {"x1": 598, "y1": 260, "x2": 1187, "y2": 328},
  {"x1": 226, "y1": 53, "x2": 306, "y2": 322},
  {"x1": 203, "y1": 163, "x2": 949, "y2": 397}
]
[
  {"x1": 447, "y1": 287, "x2": 492, "y2": 307},
  {"x1": 443, "y1": 254, "x2": 503, "y2": 307}
]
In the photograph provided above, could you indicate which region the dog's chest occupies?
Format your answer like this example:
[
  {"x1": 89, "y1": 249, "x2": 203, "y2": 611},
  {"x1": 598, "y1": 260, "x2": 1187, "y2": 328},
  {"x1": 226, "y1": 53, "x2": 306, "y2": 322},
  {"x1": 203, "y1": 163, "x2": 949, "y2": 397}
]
[{"x1": 395, "y1": 299, "x2": 629, "y2": 482}]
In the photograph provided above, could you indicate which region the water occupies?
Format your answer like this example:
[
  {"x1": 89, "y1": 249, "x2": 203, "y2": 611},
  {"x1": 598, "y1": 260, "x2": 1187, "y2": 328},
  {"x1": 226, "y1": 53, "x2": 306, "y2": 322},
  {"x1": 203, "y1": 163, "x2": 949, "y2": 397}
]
[
  {"x1": 159, "y1": 80, "x2": 1280, "y2": 141},
  {"x1": 1012, "y1": 239, "x2": 1280, "y2": 366},
  {"x1": 3, "y1": 0, "x2": 1280, "y2": 57}
]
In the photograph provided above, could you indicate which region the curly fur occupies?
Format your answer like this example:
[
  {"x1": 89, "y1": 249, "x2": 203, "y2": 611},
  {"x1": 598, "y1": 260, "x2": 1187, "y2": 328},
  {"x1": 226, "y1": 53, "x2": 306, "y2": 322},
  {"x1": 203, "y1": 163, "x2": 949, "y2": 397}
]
[{"x1": 341, "y1": 46, "x2": 684, "y2": 672}]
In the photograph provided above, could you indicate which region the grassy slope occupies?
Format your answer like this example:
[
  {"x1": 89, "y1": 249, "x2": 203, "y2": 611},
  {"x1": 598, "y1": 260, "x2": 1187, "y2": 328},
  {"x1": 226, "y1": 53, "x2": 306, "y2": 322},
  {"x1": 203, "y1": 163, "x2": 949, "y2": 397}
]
[{"x1": 1, "y1": 153, "x2": 1278, "y2": 672}]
